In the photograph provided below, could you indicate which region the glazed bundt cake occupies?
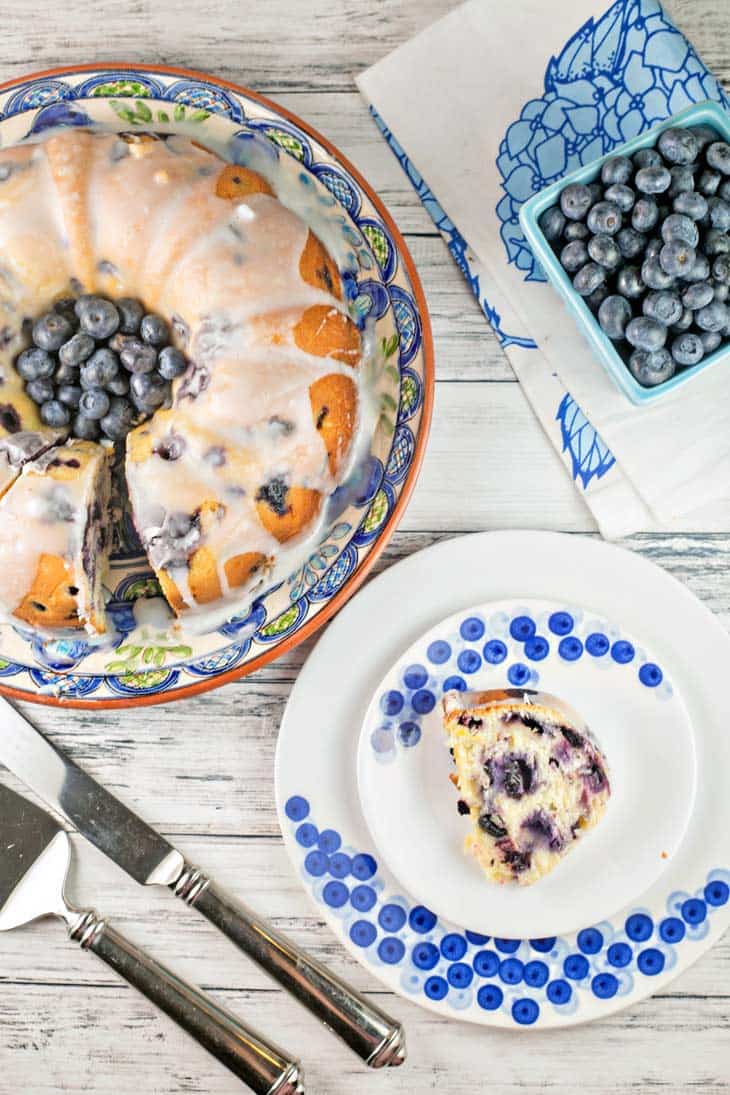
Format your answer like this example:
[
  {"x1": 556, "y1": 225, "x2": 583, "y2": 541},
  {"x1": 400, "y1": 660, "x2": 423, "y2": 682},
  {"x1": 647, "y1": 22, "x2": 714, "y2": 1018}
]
[
  {"x1": 442, "y1": 689, "x2": 611, "y2": 886},
  {"x1": 0, "y1": 127, "x2": 364, "y2": 634}
]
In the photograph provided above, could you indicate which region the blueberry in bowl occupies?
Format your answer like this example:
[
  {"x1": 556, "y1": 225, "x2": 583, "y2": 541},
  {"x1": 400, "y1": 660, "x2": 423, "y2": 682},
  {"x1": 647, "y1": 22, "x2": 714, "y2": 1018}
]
[{"x1": 520, "y1": 101, "x2": 730, "y2": 405}]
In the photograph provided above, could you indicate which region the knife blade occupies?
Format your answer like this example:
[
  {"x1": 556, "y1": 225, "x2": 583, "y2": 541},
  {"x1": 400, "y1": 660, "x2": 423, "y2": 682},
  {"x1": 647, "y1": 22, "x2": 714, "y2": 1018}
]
[{"x1": 0, "y1": 696, "x2": 405, "y2": 1068}]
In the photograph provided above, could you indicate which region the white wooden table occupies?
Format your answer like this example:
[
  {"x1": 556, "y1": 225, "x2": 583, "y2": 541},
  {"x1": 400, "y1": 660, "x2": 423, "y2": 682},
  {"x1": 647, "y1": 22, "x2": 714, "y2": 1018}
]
[{"x1": 1, "y1": 2, "x2": 729, "y2": 1092}]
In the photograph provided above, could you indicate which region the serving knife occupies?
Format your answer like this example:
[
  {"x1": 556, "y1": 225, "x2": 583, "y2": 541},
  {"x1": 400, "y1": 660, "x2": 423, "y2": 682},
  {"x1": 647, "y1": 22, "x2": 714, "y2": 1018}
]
[
  {"x1": 0, "y1": 781, "x2": 302, "y2": 1094},
  {"x1": 0, "y1": 696, "x2": 405, "y2": 1068}
]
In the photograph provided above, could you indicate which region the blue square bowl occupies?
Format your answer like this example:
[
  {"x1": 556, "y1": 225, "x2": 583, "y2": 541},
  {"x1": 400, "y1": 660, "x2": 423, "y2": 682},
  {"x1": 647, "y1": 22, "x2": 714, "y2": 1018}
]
[{"x1": 519, "y1": 100, "x2": 730, "y2": 405}]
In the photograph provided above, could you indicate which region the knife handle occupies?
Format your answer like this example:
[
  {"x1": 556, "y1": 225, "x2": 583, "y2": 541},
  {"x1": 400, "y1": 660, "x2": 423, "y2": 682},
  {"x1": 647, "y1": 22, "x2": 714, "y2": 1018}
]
[
  {"x1": 68, "y1": 909, "x2": 303, "y2": 1095},
  {"x1": 172, "y1": 869, "x2": 405, "y2": 1068}
]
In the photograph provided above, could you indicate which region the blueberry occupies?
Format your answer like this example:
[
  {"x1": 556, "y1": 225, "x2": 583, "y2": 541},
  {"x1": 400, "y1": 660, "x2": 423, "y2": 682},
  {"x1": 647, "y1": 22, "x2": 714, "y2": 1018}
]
[
  {"x1": 26, "y1": 377, "x2": 55, "y2": 404},
  {"x1": 32, "y1": 312, "x2": 73, "y2": 351},
  {"x1": 626, "y1": 316, "x2": 667, "y2": 351},
  {"x1": 681, "y1": 281, "x2": 715, "y2": 310},
  {"x1": 157, "y1": 346, "x2": 188, "y2": 379},
  {"x1": 635, "y1": 344, "x2": 669, "y2": 387},
  {"x1": 116, "y1": 297, "x2": 144, "y2": 334},
  {"x1": 52, "y1": 297, "x2": 79, "y2": 323},
  {"x1": 587, "y1": 182, "x2": 603, "y2": 205},
  {"x1": 130, "y1": 371, "x2": 170, "y2": 409},
  {"x1": 573, "y1": 262, "x2": 606, "y2": 296},
  {"x1": 78, "y1": 388, "x2": 110, "y2": 420},
  {"x1": 628, "y1": 348, "x2": 675, "y2": 387},
  {"x1": 539, "y1": 206, "x2": 566, "y2": 242},
  {"x1": 707, "y1": 142, "x2": 730, "y2": 175},
  {"x1": 109, "y1": 332, "x2": 134, "y2": 354},
  {"x1": 77, "y1": 297, "x2": 120, "y2": 339},
  {"x1": 16, "y1": 346, "x2": 54, "y2": 381},
  {"x1": 587, "y1": 233, "x2": 621, "y2": 269},
  {"x1": 601, "y1": 156, "x2": 633, "y2": 186},
  {"x1": 560, "y1": 240, "x2": 588, "y2": 272},
  {"x1": 698, "y1": 169, "x2": 721, "y2": 196},
  {"x1": 587, "y1": 201, "x2": 622, "y2": 235},
  {"x1": 641, "y1": 256, "x2": 675, "y2": 291},
  {"x1": 706, "y1": 196, "x2": 730, "y2": 230},
  {"x1": 72, "y1": 413, "x2": 100, "y2": 440},
  {"x1": 684, "y1": 253, "x2": 711, "y2": 282},
  {"x1": 107, "y1": 372, "x2": 130, "y2": 396},
  {"x1": 668, "y1": 165, "x2": 697, "y2": 198},
  {"x1": 563, "y1": 221, "x2": 589, "y2": 241},
  {"x1": 82, "y1": 347, "x2": 120, "y2": 388},
  {"x1": 661, "y1": 213, "x2": 699, "y2": 247},
  {"x1": 689, "y1": 124, "x2": 719, "y2": 152},
  {"x1": 673, "y1": 191, "x2": 707, "y2": 220},
  {"x1": 699, "y1": 329, "x2": 723, "y2": 354},
  {"x1": 586, "y1": 284, "x2": 609, "y2": 312},
  {"x1": 642, "y1": 291, "x2": 682, "y2": 326},
  {"x1": 710, "y1": 254, "x2": 730, "y2": 285},
  {"x1": 598, "y1": 295, "x2": 632, "y2": 340},
  {"x1": 40, "y1": 399, "x2": 70, "y2": 428},
  {"x1": 632, "y1": 197, "x2": 659, "y2": 232},
  {"x1": 478, "y1": 812, "x2": 507, "y2": 839},
  {"x1": 644, "y1": 237, "x2": 662, "y2": 261},
  {"x1": 120, "y1": 338, "x2": 158, "y2": 374},
  {"x1": 615, "y1": 226, "x2": 645, "y2": 260},
  {"x1": 54, "y1": 361, "x2": 80, "y2": 386},
  {"x1": 712, "y1": 280, "x2": 730, "y2": 303},
  {"x1": 671, "y1": 332, "x2": 705, "y2": 366},
  {"x1": 635, "y1": 165, "x2": 671, "y2": 195},
  {"x1": 659, "y1": 240, "x2": 695, "y2": 277},
  {"x1": 560, "y1": 185, "x2": 595, "y2": 221},
  {"x1": 657, "y1": 127, "x2": 699, "y2": 165},
  {"x1": 100, "y1": 397, "x2": 136, "y2": 441},
  {"x1": 695, "y1": 300, "x2": 729, "y2": 332},
  {"x1": 56, "y1": 383, "x2": 82, "y2": 408},
  {"x1": 671, "y1": 307, "x2": 694, "y2": 333},
  {"x1": 140, "y1": 313, "x2": 169, "y2": 346},
  {"x1": 719, "y1": 180, "x2": 730, "y2": 203},
  {"x1": 703, "y1": 229, "x2": 730, "y2": 257},
  {"x1": 633, "y1": 148, "x2": 662, "y2": 169},
  {"x1": 617, "y1": 265, "x2": 645, "y2": 299},
  {"x1": 603, "y1": 183, "x2": 635, "y2": 212},
  {"x1": 59, "y1": 331, "x2": 95, "y2": 368}
]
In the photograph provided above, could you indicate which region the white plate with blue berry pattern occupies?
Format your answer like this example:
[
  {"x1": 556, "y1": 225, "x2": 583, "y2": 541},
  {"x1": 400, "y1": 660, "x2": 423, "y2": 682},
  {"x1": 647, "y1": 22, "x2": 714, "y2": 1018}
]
[{"x1": 275, "y1": 531, "x2": 730, "y2": 1028}]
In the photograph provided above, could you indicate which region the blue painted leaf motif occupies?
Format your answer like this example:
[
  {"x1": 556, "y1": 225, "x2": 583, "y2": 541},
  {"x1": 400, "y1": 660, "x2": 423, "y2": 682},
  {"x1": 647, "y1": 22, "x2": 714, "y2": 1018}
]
[
  {"x1": 496, "y1": 0, "x2": 730, "y2": 282},
  {"x1": 556, "y1": 393, "x2": 615, "y2": 489}
]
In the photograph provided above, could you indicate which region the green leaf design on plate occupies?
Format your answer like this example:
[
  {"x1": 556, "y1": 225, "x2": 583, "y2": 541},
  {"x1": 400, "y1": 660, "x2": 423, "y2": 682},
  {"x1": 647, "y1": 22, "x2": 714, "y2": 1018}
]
[
  {"x1": 362, "y1": 225, "x2": 388, "y2": 268},
  {"x1": 157, "y1": 109, "x2": 170, "y2": 123},
  {"x1": 385, "y1": 364, "x2": 400, "y2": 383},
  {"x1": 260, "y1": 605, "x2": 299, "y2": 637},
  {"x1": 266, "y1": 130, "x2": 305, "y2": 161},
  {"x1": 109, "y1": 101, "x2": 138, "y2": 125},
  {"x1": 105, "y1": 639, "x2": 193, "y2": 674},
  {"x1": 378, "y1": 412, "x2": 395, "y2": 436},
  {"x1": 174, "y1": 104, "x2": 186, "y2": 122},
  {"x1": 111, "y1": 668, "x2": 171, "y2": 690},
  {"x1": 92, "y1": 80, "x2": 148, "y2": 98},
  {"x1": 134, "y1": 101, "x2": 153, "y2": 122},
  {"x1": 363, "y1": 489, "x2": 388, "y2": 532},
  {"x1": 382, "y1": 332, "x2": 400, "y2": 359},
  {"x1": 189, "y1": 109, "x2": 211, "y2": 123}
]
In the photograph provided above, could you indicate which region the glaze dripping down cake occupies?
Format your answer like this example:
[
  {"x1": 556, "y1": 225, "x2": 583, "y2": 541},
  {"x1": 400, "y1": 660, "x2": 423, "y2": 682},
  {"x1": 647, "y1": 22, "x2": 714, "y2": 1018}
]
[
  {"x1": 0, "y1": 126, "x2": 366, "y2": 634},
  {"x1": 442, "y1": 689, "x2": 610, "y2": 886}
]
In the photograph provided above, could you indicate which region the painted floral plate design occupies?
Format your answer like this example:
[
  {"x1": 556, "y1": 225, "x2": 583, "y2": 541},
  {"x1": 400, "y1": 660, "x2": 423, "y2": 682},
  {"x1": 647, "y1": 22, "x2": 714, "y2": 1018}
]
[
  {"x1": 275, "y1": 531, "x2": 730, "y2": 1028},
  {"x1": 0, "y1": 64, "x2": 433, "y2": 707}
]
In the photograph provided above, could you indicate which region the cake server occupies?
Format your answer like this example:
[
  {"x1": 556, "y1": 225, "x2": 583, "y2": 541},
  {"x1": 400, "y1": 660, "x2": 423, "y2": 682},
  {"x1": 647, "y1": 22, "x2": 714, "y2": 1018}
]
[
  {"x1": 0, "y1": 696, "x2": 405, "y2": 1068},
  {"x1": 0, "y1": 780, "x2": 302, "y2": 1094}
]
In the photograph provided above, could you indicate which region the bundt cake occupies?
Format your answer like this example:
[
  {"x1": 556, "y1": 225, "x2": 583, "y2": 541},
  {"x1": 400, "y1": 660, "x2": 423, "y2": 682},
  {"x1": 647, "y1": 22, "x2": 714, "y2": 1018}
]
[
  {"x1": 442, "y1": 689, "x2": 611, "y2": 885},
  {"x1": 0, "y1": 126, "x2": 365, "y2": 635}
]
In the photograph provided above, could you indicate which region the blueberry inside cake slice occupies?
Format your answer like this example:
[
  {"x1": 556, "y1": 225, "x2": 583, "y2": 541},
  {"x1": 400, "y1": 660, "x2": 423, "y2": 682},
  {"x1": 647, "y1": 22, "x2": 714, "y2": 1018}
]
[
  {"x1": 0, "y1": 439, "x2": 113, "y2": 632},
  {"x1": 442, "y1": 689, "x2": 610, "y2": 886}
]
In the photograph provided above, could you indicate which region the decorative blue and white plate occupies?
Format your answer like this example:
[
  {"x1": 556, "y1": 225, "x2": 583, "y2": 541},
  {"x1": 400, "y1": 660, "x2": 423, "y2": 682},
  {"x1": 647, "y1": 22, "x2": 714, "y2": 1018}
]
[
  {"x1": 275, "y1": 531, "x2": 730, "y2": 1028},
  {"x1": 0, "y1": 64, "x2": 432, "y2": 707}
]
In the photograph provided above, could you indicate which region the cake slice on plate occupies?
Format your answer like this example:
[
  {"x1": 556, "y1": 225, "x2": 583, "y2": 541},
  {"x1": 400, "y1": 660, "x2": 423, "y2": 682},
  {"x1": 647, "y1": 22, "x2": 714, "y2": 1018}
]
[
  {"x1": 0, "y1": 439, "x2": 113, "y2": 633},
  {"x1": 442, "y1": 689, "x2": 610, "y2": 886}
]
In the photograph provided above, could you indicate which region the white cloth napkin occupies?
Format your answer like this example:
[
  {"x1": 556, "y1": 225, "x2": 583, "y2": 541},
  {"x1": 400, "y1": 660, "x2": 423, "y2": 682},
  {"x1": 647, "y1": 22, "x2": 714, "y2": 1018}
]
[{"x1": 357, "y1": 0, "x2": 730, "y2": 536}]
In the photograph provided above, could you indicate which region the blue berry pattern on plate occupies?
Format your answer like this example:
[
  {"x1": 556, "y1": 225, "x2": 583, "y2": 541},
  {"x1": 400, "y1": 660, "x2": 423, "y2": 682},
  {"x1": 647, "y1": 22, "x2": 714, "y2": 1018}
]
[{"x1": 283, "y1": 791, "x2": 729, "y2": 1028}]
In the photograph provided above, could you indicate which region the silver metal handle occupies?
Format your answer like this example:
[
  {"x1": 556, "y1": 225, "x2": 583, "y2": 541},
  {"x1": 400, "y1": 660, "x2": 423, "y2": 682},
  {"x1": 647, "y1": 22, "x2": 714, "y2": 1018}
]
[
  {"x1": 172, "y1": 867, "x2": 405, "y2": 1068},
  {"x1": 68, "y1": 908, "x2": 303, "y2": 1095}
]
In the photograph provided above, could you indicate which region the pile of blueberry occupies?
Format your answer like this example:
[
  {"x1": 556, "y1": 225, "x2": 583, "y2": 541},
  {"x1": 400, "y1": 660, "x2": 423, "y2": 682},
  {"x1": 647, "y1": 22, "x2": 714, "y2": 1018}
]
[
  {"x1": 539, "y1": 124, "x2": 730, "y2": 388},
  {"x1": 15, "y1": 295, "x2": 189, "y2": 440}
]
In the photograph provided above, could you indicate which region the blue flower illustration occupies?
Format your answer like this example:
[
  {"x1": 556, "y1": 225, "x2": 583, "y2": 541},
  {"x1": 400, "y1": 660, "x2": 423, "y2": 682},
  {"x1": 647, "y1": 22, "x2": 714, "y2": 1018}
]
[{"x1": 496, "y1": 0, "x2": 730, "y2": 281}]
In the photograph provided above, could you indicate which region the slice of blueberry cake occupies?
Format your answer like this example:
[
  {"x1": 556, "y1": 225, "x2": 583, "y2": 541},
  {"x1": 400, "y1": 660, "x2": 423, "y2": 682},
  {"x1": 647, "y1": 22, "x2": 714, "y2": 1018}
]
[{"x1": 442, "y1": 689, "x2": 610, "y2": 886}]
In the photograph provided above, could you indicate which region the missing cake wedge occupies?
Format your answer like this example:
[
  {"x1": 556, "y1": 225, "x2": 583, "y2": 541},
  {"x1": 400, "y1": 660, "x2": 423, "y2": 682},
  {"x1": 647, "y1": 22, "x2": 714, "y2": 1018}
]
[{"x1": 442, "y1": 689, "x2": 610, "y2": 886}]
